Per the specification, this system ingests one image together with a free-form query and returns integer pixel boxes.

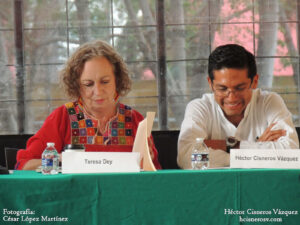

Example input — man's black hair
[208,44,257,81]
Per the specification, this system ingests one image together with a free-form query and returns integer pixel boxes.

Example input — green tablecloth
[1,169,300,225]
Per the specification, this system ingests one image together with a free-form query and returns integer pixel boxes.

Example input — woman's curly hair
[61,40,131,99]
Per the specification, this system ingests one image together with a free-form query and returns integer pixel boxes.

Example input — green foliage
[280,57,292,68]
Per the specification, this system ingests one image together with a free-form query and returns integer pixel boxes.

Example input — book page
[132,112,156,171]
[146,112,155,137]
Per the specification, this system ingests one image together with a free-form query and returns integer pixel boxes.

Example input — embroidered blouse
[66,100,135,147]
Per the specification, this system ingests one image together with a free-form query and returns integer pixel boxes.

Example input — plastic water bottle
[191,138,209,170]
[41,142,59,175]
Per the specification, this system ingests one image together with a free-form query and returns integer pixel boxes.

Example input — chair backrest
[4,147,19,170]
[152,130,180,169]
[296,127,300,140]
[0,134,33,167]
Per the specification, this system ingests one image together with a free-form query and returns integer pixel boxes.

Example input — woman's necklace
[80,101,119,135]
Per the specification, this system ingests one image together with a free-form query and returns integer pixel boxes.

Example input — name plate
[230,149,300,169]
[62,152,140,174]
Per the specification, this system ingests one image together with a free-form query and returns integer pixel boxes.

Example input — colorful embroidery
[65,101,133,145]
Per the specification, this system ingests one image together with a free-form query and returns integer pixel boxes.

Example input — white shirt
[177,89,299,169]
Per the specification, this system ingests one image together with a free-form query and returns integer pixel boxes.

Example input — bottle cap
[46,142,55,147]
[195,137,204,142]
[63,144,85,152]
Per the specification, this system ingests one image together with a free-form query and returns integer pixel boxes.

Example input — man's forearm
[204,140,226,151]
[204,139,240,152]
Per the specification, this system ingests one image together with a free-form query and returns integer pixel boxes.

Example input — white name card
[230,149,300,169]
[62,152,140,174]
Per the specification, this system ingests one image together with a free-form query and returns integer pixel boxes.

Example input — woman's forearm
[22,159,42,170]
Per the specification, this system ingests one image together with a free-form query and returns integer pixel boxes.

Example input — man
[177,44,299,169]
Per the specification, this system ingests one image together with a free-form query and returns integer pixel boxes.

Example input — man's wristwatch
[226,136,239,153]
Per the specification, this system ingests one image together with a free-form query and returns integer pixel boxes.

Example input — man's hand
[257,123,286,142]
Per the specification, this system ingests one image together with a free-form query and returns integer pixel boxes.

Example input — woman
[16,40,161,170]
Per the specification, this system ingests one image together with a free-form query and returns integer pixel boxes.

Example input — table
[1,169,300,225]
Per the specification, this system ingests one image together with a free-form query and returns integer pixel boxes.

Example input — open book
[132,112,156,171]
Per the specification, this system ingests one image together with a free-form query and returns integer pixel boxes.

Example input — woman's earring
[114,93,120,103]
